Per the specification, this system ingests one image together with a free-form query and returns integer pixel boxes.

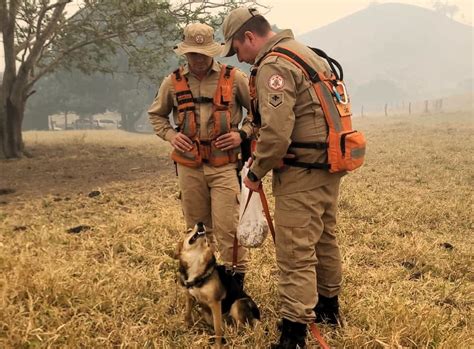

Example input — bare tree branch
[36,0,72,41]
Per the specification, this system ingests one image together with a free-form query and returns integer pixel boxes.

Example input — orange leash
[309,323,331,349]
[257,187,275,242]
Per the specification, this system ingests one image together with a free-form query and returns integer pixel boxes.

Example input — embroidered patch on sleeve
[269,93,283,108]
[268,74,285,90]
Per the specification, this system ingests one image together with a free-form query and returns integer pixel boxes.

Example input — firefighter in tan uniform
[148,23,253,287]
[222,8,344,348]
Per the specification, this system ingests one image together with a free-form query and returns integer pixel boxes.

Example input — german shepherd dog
[175,222,260,348]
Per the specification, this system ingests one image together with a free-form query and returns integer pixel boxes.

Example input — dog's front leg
[184,292,194,327]
[209,300,223,348]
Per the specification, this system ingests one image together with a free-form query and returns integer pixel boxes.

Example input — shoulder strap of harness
[270,47,343,82]
[171,67,195,112]
[249,67,260,126]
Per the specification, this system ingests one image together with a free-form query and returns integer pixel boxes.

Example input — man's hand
[244,176,261,192]
[215,131,241,151]
[171,132,194,152]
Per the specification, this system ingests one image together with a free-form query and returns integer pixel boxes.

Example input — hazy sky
[262,0,472,35]
[0,0,472,72]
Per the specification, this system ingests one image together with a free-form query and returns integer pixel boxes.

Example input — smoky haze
[298,2,474,113]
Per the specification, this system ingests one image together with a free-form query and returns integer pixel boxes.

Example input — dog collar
[180,256,216,289]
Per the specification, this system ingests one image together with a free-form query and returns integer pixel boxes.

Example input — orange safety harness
[249,46,366,173]
[171,64,240,168]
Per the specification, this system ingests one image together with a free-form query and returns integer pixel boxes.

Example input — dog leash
[309,323,331,349]
[241,186,276,241]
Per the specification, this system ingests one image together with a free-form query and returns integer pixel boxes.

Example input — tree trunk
[120,112,141,132]
[1,81,27,158]
[1,94,25,158]
[0,91,7,159]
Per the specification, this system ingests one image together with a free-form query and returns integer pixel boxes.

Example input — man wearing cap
[221,7,344,349]
[148,23,253,287]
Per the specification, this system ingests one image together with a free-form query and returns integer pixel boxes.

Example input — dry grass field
[1,112,473,348]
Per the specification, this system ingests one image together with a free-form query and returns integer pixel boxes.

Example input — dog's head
[174,222,214,261]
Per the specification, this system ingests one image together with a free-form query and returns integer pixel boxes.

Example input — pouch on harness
[171,65,240,168]
[250,47,366,173]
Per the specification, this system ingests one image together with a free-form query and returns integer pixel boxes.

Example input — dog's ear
[173,240,184,260]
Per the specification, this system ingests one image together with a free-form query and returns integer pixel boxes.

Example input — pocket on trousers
[275,209,311,228]
[275,209,312,261]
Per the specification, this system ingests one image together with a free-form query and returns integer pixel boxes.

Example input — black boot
[314,295,340,326]
[270,318,307,349]
[232,272,245,290]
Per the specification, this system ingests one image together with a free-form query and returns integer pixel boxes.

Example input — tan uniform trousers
[177,163,248,273]
[274,180,342,324]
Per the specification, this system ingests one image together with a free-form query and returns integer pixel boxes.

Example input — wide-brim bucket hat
[174,23,223,57]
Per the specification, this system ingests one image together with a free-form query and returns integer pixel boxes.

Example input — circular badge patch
[195,35,205,44]
[268,74,285,90]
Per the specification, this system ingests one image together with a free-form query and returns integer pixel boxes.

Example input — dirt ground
[0,131,174,202]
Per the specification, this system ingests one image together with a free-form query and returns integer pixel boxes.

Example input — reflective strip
[182,111,194,135]
[317,82,342,133]
[180,151,197,160]
[351,147,365,159]
[216,111,229,135]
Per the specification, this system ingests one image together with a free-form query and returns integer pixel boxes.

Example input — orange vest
[250,47,366,173]
[170,65,239,168]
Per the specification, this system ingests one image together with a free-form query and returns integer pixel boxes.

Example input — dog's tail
[246,298,261,321]
[230,298,261,326]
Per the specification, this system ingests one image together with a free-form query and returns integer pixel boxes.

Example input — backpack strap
[271,47,322,83]
[249,67,261,126]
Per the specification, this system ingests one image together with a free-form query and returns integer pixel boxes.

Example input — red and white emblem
[268,74,285,90]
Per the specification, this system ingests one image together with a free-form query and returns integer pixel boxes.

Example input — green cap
[222,7,261,57]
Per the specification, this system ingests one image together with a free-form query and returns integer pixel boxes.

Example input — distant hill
[298,3,473,108]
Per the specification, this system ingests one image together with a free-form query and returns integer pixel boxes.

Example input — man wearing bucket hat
[222,7,344,349]
[148,23,253,287]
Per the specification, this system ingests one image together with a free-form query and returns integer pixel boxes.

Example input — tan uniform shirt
[251,30,343,196]
[148,60,252,143]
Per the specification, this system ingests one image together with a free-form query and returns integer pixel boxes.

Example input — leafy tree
[0,0,258,159]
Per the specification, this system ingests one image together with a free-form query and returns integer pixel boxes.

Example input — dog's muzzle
[189,222,206,245]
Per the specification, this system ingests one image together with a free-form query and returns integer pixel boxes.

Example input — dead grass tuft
[1,113,473,348]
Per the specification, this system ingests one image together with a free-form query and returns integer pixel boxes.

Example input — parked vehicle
[96,119,117,129]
